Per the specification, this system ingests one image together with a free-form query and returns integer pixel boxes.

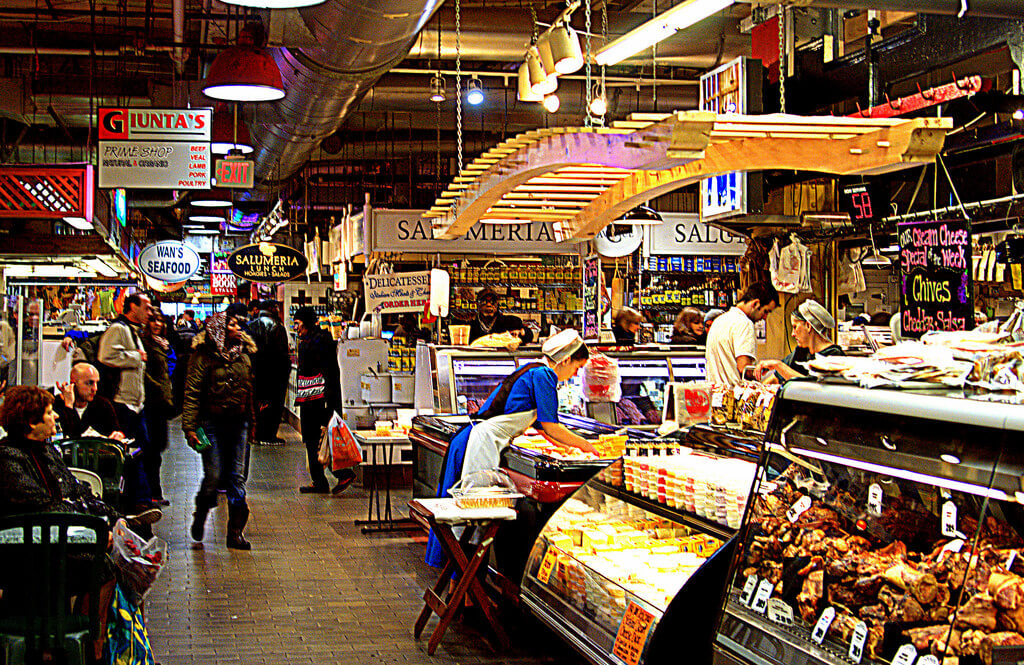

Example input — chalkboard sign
[583,255,600,342]
[897,219,973,337]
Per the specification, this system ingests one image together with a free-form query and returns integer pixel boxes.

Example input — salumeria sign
[372,209,577,254]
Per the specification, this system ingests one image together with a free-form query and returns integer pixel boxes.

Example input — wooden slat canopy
[426,111,952,241]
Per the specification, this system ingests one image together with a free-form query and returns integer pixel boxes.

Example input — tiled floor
[146,420,584,665]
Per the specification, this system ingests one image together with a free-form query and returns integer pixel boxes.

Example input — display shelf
[449,308,583,315]
[641,270,740,276]
[590,478,736,541]
[450,281,582,289]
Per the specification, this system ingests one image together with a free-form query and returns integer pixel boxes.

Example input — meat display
[734,462,1024,665]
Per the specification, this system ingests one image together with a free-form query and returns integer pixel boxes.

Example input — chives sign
[227,242,307,283]
[898,218,973,337]
[137,241,201,283]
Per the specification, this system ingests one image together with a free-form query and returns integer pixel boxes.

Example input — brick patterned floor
[147,420,584,665]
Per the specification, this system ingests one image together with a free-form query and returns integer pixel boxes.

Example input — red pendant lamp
[203,24,284,102]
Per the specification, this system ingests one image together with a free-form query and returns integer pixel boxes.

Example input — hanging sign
[363,271,432,314]
[583,255,601,342]
[644,213,747,256]
[227,242,308,283]
[137,241,201,282]
[595,225,643,257]
[370,209,578,254]
[215,158,254,189]
[897,219,973,337]
[98,107,212,189]
[612,602,657,665]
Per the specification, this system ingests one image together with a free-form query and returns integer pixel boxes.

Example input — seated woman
[754,299,842,383]
[671,307,705,345]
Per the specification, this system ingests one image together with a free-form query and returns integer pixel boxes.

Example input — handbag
[328,412,362,471]
[316,426,331,466]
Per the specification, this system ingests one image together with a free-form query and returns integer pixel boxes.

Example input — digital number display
[840,183,879,223]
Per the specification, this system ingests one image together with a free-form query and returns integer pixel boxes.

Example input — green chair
[59,439,125,506]
[0,512,110,665]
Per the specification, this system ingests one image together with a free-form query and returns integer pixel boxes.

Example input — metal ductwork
[250,0,444,186]
[763,0,1024,18]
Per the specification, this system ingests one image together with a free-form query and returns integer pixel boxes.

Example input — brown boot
[226,503,251,550]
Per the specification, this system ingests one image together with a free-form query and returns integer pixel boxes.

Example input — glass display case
[521,428,760,665]
[713,381,1024,665]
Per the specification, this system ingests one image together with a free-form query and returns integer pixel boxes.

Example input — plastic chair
[67,468,103,499]
[0,512,110,665]
[59,439,125,506]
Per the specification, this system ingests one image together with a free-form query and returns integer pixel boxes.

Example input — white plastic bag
[111,519,167,601]
[582,353,621,403]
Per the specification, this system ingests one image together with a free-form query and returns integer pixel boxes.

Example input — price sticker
[787,495,812,523]
[766,598,794,626]
[848,621,868,663]
[893,643,919,665]
[917,655,939,665]
[941,501,958,538]
[752,579,774,614]
[811,607,836,644]
[537,548,558,585]
[612,602,657,665]
[867,483,883,516]
[740,575,759,606]
[757,481,778,497]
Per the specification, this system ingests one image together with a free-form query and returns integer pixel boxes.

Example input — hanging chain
[599,2,607,126]
[530,5,538,42]
[584,0,593,127]
[778,3,786,113]
[455,0,463,176]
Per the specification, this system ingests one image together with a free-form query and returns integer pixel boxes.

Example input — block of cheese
[581,529,609,552]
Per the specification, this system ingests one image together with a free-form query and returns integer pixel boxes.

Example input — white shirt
[705,306,756,385]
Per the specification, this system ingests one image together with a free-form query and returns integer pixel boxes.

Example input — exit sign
[215,159,254,189]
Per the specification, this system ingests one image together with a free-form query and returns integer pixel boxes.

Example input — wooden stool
[410,498,514,655]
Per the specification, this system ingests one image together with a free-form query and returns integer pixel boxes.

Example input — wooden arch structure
[425,112,953,241]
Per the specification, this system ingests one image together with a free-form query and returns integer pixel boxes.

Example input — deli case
[713,382,1024,665]
[519,424,763,665]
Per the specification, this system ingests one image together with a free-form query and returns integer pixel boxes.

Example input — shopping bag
[104,583,155,665]
[329,412,362,471]
[316,426,331,466]
[111,519,167,602]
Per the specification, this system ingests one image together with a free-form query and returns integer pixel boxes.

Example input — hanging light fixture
[543,94,561,113]
[589,82,607,116]
[517,62,543,102]
[429,75,447,103]
[616,204,664,226]
[862,225,893,267]
[202,24,284,102]
[466,76,484,105]
[218,0,324,8]
[527,47,557,96]
[210,107,254,155]
[546,24,584,74]
[192,189,233,208]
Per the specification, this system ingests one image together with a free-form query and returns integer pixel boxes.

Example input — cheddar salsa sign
[227,243,308,283]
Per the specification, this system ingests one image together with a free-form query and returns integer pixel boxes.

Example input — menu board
[583,255,600,341]
[897,219,973,337]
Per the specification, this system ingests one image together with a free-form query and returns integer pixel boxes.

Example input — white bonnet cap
[796,299,835,337]
[542,329,585,363]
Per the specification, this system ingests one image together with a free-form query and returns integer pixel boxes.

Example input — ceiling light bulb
[589,95,608,116]
[202,45,285,102]
[517,62,543,102]
[543,94,560,113]
[1014,109,1024,120]
[527,48,557,96]
[548,24,584,75]
[429,74,446,103]
[218,0,324,6]
[467,77,484,106]
[192,189,233,208]
[940,454,962,465]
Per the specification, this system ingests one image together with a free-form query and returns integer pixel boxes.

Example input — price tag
[848,621,869,663]
[612,601,657,665]
[787,495,812,523]
[811,607,836,644]
[740,575,759,606]
[767,598,794,626]
[867,483,883,516]
[537,547,558,585]
[893,643,919,665]
[757,481,778,496]
[917,655,939,665]
[1008,550,1018,571]
[941,501,958,538]
[752,579,774,614]
[712,391,724,407]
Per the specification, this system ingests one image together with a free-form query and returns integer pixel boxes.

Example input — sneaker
[125,508,163,529]
[331,476,355,495]
[299,484,330,494]
[154,497,171,506]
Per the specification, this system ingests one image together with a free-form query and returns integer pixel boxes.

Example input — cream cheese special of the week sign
[644,212,747,256]
[364,271,432,314]
[371,209,578,254]
[97,107,212,189]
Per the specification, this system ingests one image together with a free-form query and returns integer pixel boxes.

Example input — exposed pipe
[249,0,445,185]
[753,0,1024,18]
[172,0,187,75]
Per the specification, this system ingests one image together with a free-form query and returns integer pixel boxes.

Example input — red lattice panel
[0,165,91,219]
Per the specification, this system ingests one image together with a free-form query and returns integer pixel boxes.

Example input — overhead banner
[137,240,201,283]
[97,107,212,189]
[370,209,578,254]
[364,271,432,314]
[227,242,308,283]
[898,219,973,337]
[644,213,747,256]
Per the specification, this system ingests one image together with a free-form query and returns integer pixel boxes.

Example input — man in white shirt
[705,282,780,385]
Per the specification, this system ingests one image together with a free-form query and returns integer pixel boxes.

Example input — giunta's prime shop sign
[227,243,308,283]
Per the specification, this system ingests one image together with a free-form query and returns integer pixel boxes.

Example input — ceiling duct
[765,0,1024,18]
[249,0,445,185]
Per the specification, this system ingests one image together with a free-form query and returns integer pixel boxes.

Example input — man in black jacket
[53,363,125,440]
[293,307,355,494]
[468,288,533,344]
[248,300,291,446]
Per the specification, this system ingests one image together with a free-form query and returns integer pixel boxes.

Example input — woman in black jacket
[293,307,355,495]
[142,312,175,506]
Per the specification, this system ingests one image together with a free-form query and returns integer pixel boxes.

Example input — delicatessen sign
[898,219,973,336]
[227,243,308,283]
[364,271,431,314]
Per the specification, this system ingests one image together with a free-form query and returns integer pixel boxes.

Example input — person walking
[141,310,175,506]
[704,282,780,385]
[247,300,291,446]
[292,307,355,495]
[182,312,257,550]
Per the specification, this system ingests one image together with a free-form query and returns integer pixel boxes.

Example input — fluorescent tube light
[595,0,733,66]
[187,229,221,236]
[789,447,1009,501]
[63,216,93,230]
[82,257,118,277]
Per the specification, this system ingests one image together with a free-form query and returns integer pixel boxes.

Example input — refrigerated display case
[713,381,1024,665]
[520,427,762,665]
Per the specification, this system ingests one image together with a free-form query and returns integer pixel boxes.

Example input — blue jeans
[197,418,250,507]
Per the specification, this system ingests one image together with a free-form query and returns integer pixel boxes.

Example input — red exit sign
[215,158,254,189]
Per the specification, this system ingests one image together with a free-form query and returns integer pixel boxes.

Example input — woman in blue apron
[426,329,597,567]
